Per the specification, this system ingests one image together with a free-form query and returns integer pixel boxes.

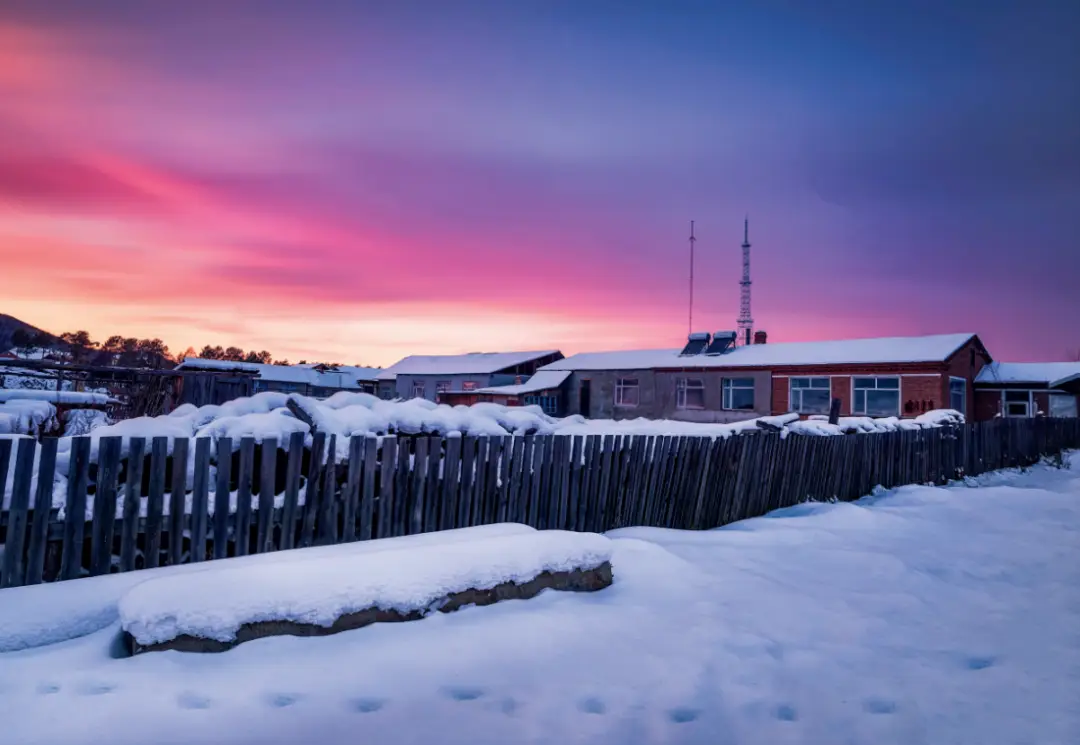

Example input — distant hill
[0,314,56,352]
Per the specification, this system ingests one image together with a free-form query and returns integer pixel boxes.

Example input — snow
[474,370,572,396]
[119,530,612,646]
[176,360,381,388]
[195,410,309,450]
[376,350,561,380]
[975,360,1080,385]
[2,454,1078,745]
[62,409,111,437]
[544,332,977,371]
[0,399,57,435]
[0,524,537,653]
[0,389,116,405]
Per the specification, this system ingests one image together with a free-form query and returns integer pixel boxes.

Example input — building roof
[175,358,381,387]
[475,370,572,396]
[543,333,979,372]
[376,350,561,380]
[975,361,1080,386]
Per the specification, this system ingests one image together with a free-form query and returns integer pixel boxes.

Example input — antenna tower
[688,220,696,335]
[737,216,753,346]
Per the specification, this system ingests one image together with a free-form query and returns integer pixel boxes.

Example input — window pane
[730,378,754,389]
[685,387,705,409]
[950,379,965,394]
[1006,402,1028,416]
[853,378,877,389]
[854,389,866,413]
[462,381,477,391]
[1005,391,1028,403]
[811,378,830,389]
[950,392,964,411]
[798,389,831,414]
[866,390,899,417]
[728,387,755,410]
[876,377,900,389]
[791,378,809,389]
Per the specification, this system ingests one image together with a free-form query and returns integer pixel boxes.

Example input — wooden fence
[1,417,1078,589]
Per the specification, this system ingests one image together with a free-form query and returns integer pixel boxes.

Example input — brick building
[973,362,1080,419]
[539,331,1029,422]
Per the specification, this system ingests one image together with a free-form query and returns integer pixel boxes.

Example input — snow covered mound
[0,389,116,405]
[120,530,613,651]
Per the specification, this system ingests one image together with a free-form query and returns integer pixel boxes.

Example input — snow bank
[0,389,116,405]
[195,410,309,450]
[0,399,57,435]
[120,530,613,646]
[0,523,537,653]
[62,409,111,436]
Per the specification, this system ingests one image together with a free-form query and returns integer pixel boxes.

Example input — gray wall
[394,373,502,401]
[563,370,772,422]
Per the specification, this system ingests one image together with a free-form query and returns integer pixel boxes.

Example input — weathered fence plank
[1,438,36,587]
[189,437,211,562]
[360,436,377,540]
[25,437,58,585]
[118,437,146,572]
[440,436,461,531]
[144,437,168,569]
[318,435,338,546]
[299,432,324,548]
[90,436,122,577]
[257,438,279,552]
[213,437,232,559]
[168,437,189,567]
[410,436,429,535]
[280,432,304,549]
[378,436,397,540]
[59,436,91,580]
[235,437,255,555]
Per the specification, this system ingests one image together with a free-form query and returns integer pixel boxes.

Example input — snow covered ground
[1,454,1077,745]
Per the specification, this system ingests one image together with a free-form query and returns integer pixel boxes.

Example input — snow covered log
[120,530,614,654]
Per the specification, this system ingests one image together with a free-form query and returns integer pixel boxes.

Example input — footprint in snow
[444,686,486,702]
[177,692,213,710]
[578,697,606,715]
[863,698,897,715]
[668,707,700,724]
[267,693,302,708]
[776,704,798,722]
[349,697,385,714]
[36,682,61,695]
[966,655,997,670]
[75,681,116,696]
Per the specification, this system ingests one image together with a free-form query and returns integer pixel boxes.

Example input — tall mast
[737,216,753,346]
[688,220,696,335]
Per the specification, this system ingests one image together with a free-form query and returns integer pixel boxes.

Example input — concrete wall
[394,373,501,401]
[563,370,771,422]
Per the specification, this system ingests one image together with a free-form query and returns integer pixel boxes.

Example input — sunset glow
[1,2,1078,364]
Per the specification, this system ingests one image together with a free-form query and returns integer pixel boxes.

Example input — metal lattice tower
[736,216,753,346]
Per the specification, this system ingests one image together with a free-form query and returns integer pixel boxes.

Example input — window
[676,378,705,409]
[1003,390,1030,417]
[525,395,559,416]
[853,377,900,417]
[790,377,831,414]
[949,377,966,413]
[615,378,639,407]
[411,381,425,399]
[435,381,451,394]
[722,378,755,410]
[461,381,477,391]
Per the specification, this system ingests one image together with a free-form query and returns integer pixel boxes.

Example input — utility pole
[688,220,696,335]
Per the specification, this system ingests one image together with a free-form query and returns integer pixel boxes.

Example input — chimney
[754,330,768,345]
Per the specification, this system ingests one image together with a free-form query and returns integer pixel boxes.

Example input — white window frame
[789,376,831,414]
[676,378,705,410]
[1002,390,1032,417]
[722,377,756,411]
[852,376,901,417]
[949,377,966,414]
[435,380,451,394]
[615,377,639,408]
[411,381,426,399]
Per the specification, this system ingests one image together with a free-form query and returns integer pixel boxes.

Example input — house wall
[945,337,991,420]
[771,367,946,418]
[564,370,771,422]
[972,385,1080,420]
[395,373,497,401]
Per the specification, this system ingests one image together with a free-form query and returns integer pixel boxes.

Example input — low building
[376,350,564,402]
[175,359,381,405]
[541,331,993,422]
[973,362,1080,418]
[440,369,572,415]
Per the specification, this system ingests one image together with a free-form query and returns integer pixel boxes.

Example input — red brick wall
[945,336,991,419]
[901,376,944,416]
[974,390,1001,420]
[831,376,852,415]
[771,376,788,413]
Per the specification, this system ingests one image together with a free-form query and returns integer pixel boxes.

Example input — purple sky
[1,0,1078,364]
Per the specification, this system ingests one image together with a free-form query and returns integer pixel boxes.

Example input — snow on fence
[1,417,1078,589]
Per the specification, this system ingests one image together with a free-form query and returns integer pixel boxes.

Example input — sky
[1,1,1078,366]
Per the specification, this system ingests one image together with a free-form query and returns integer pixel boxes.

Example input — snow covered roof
[475,370,572,396]
[543,333,979,372]
[376,350,562,380]
[975,361,1080,386]
[176,359,381,388]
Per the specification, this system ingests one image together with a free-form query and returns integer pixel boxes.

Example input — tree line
[8,328,363,369]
